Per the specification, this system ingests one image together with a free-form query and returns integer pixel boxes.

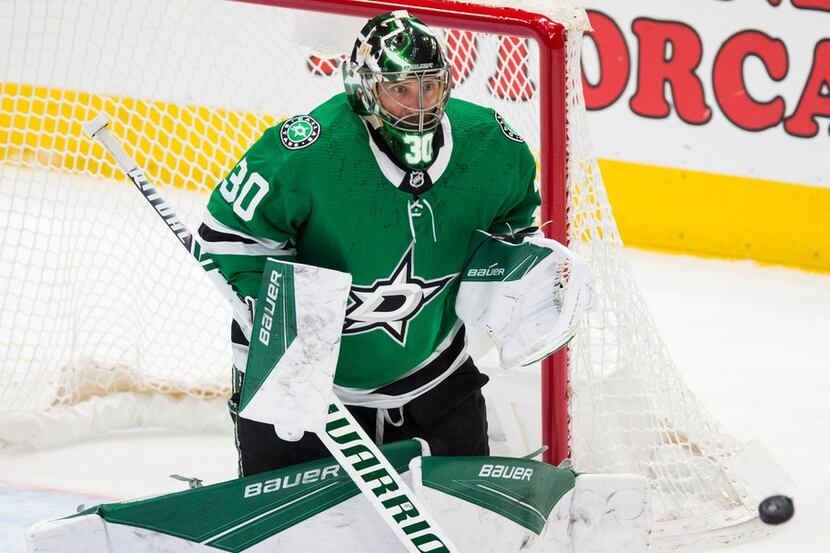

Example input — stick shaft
[84,114,458,553]
[84,115,251,335]
[320,402,458,553]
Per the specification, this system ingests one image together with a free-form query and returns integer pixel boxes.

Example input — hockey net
[0,0,784,549]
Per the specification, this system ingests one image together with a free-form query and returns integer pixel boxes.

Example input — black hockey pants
[229,357,490,477]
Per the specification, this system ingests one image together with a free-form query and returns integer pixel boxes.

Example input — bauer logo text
[258,270,282,346]
[243,464,341,498]
[478,464,533,481]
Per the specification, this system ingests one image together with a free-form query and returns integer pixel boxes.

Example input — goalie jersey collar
[364,115,454,196]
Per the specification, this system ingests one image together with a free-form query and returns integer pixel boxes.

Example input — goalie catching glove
[456,229,592,368]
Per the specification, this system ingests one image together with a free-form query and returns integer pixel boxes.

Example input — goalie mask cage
[0,0,784,549]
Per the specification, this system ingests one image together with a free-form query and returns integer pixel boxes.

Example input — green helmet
[343,11,452,170]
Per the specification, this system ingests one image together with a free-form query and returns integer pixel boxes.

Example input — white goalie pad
[238,258,351,441]
[569,474,652,553]
[456,230,592,368]
[27,441,426,553]
[28,445,650,553]
[410,457,650,553]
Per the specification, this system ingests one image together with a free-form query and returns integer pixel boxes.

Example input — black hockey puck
[758,495,794,525]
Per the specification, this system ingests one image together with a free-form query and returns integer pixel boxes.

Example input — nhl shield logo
[409,170,425,189]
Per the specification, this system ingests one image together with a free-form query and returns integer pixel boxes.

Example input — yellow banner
[603,159,830,272]
[0,82,280,192]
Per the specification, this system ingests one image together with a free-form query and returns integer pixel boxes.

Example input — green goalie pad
[27,444,649,553]
[28,440,423,553]
[415,456,575,535]
[413,457,649,552]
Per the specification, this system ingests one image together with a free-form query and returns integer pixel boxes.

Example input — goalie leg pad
[570,474,651,553]
[411,457,650,553]
[27,441,425,553]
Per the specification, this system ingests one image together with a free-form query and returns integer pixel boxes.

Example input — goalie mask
[343,10,452,170]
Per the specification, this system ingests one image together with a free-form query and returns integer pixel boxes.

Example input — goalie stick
[84,114,459,553]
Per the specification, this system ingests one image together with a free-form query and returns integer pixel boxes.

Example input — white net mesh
[0,0,780,548]
[557,27,776,543]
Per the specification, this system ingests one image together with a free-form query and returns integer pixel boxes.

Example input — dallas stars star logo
[344,246,456,346]
[280,115,321,150]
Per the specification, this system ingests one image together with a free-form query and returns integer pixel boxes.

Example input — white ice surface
[1,248,829,552]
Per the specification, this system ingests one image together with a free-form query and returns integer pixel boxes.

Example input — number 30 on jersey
[402,132,434,165]
[219,158,268,221]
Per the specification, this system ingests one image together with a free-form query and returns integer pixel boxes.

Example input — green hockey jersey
[201,93,539,397]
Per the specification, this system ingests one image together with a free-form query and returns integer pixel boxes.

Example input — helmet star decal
[288,123,310,140]
[344,245,456,346]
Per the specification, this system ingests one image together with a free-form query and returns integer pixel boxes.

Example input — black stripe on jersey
[493,226,540,242]
[514,226,540,238]
[231,320,249,347]
[199,223,258,245]
[372,326,467,397]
